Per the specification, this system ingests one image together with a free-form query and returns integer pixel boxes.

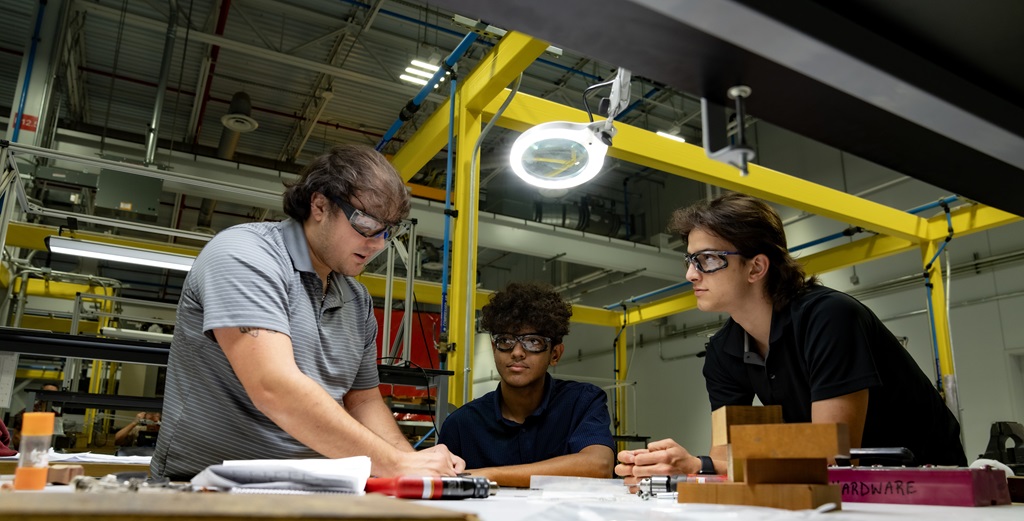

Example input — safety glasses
[683,250,744,274]
[328,195,399,240]
[491,333,552,353]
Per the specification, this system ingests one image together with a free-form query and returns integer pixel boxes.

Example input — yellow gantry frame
[3,33,1014,437]
[386,31,1022,426]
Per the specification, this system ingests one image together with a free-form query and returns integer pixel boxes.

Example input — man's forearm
[344,388,413,452]
[248,371,409,471]
[469,446,614,488]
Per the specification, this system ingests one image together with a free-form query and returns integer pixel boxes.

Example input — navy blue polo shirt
[438,374,614,469]
[702,285,966,466]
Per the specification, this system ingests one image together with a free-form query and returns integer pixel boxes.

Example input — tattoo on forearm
[238,327,279,337]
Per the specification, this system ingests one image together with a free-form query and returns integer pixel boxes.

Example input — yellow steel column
[447,91,483,407]
[921,240,955,386]
[615,317,628,451]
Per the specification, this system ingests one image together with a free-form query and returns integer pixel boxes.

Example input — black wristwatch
[697,455,716,475]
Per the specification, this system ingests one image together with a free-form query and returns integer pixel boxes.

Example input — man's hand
[615,438,700,492]
[376,443,465,477]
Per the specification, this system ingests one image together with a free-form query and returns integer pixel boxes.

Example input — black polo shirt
[703,285,966,466]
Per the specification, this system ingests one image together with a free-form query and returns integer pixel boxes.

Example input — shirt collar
[279,218,355,303]
[279,218,314,273]
[719,301,795,358]
[492,373,554,424]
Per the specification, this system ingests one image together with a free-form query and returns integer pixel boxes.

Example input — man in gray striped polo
[152,145,464,480]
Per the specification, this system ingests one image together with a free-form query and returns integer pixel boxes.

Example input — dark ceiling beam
[425,0,1024,216]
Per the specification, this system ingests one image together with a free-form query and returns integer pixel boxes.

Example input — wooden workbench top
[0,491,477,521]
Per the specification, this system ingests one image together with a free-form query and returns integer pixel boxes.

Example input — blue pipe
[907,195,958,215]
[12,1,47,143]
[604,281,692,310]
[338,0,602,82]
[412,427,436,449]
[790,230,850,253]
[616,87,659,120]
[376,31,478,151]
[437,76,457,366]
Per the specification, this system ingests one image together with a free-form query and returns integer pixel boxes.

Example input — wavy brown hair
[283,144,410,224]
[480,282,573,345]
[668,192,818,309]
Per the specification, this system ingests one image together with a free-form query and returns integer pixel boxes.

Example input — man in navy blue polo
[438,282,615,487]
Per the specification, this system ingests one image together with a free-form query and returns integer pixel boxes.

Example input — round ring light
[509,121,608,189]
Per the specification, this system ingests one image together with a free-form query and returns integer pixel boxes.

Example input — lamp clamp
[702,85,756,176]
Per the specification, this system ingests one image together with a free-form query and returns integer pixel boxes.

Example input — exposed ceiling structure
[2,0,1022,311]
[2,0,710,304]
[427,0,1024,216]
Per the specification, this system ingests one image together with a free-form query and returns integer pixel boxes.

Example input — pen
[365,476,498,499]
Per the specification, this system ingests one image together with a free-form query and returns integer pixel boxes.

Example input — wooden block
[678,482,842,511]
[726,445,743,483]
[46,464,84,485]
[711,405,783,446]
[730,423,850,460]
[743,458,827,484]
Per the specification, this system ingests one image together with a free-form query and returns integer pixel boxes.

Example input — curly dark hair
[282,144,411,224]
[668,192,818,309]
[480,282,572,345]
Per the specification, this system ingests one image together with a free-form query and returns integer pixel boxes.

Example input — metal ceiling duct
[198,91,258,230]
[217,91,258,160]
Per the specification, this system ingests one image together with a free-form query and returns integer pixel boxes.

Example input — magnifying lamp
[508,121,609,189]
[509,68,631,190]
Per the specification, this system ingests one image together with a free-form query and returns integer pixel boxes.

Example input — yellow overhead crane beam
[482,91,930,244]
[4,221,203,257]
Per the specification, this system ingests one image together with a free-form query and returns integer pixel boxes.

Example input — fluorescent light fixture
[410,59,440,71]
[45,236,195,272]
[399,74,430,86]
[657,130,687,143]
[509,121,609,189]
[401,59,449,89]
[404,67,436,79]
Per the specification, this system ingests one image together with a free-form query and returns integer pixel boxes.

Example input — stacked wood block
[678,405,847,511]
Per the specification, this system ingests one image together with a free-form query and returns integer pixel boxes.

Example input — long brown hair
[668,192,818,309]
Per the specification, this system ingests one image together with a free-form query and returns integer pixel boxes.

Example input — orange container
[13,412,55,491]
[20,412,55,436]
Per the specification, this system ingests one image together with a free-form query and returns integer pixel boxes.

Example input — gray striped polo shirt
[151,219,379,479]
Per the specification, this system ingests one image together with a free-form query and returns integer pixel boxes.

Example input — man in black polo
[616,193,966,487]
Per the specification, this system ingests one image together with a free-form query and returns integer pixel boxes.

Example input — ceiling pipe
[192,0,232,146]
[145,0,178,165]
[79,64,394,142]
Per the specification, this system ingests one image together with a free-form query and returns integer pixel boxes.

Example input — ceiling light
[404,67,436,80]
[399,74,430,87]
[656,130,686,143]
[410,60,439,72]
[401,59,447,89]
[45,236,195,272]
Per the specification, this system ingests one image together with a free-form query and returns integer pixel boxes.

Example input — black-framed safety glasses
[327,195,399,240]
[683,250,744,274]
[490,333,552,353]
